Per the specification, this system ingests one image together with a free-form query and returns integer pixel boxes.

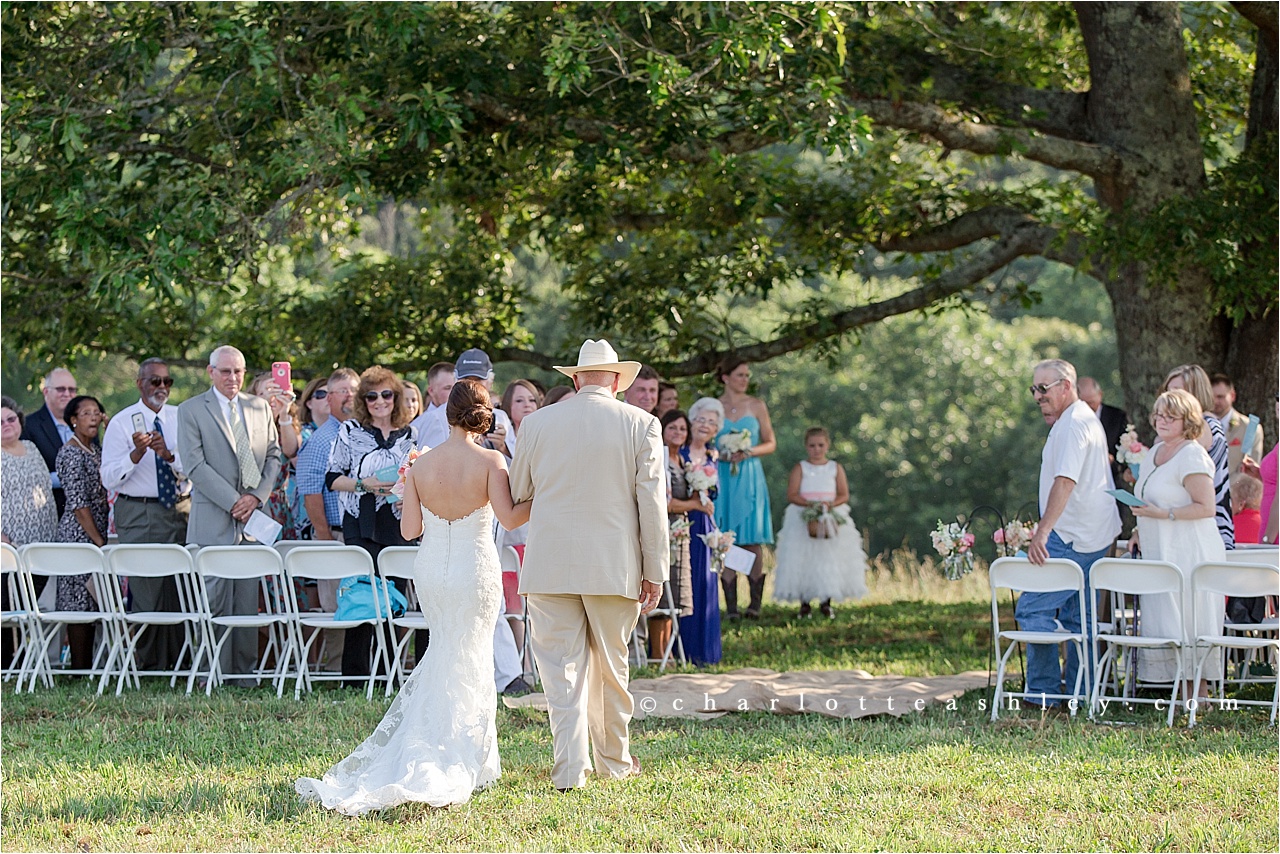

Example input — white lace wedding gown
[295,504,503,815]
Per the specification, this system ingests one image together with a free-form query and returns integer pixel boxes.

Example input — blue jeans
[1013,531,1109,706]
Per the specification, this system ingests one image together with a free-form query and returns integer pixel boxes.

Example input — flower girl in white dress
[772,427,868,617]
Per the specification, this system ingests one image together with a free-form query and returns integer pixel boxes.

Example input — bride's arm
[400,467,424,540]
[488,456,532,530]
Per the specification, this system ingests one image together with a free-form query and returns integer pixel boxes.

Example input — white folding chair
[376,546,428,697]
[193,546,300,697]
[1,543,40,693]
[103,544,206,696]
[989,557,1089,720]
[19,543,120,694]
[1088,558,1186,725]
[500,545,539,684]
[1189,561,1280,726]
[274,538,343,664]
[284,545,390,700]
[631,581,686,671]
[1221,548,1279,685]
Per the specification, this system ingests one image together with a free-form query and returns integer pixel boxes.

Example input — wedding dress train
[295,504,502,814]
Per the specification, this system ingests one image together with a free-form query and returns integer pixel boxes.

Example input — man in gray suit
[178,345,282,684]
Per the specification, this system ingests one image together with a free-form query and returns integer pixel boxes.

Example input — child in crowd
[772,426,868,618]
[1231,471,1264,545]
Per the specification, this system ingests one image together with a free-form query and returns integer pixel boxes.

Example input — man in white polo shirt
[1022,358,1121,709]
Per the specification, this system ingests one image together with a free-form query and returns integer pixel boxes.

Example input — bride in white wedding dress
[296,379,532,815]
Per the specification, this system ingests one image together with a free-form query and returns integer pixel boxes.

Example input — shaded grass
[2,553,1276,851]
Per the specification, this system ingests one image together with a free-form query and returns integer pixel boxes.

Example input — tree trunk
[1229,17,1279,445]
[1076,3,1229,434]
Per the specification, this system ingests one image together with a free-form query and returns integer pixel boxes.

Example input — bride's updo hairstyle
[447,377,494,435]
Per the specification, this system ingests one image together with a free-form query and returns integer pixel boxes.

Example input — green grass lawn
[2,563,1277,852]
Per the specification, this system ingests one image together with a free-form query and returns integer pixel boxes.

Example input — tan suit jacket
[1223,408,1264,475]
[178,388,281,545]
[511,385,669,596]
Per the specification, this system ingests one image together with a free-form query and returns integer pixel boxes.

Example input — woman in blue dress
[679,398,724,664]
[715,358,776,619]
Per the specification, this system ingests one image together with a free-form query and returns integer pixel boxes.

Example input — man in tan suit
[510,339,669,792]
[1210,373,1265,474]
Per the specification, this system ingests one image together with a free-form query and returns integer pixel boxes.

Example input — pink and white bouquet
[684,454,719,506]
[699,528,736,572]
[389,447,426,501]
[993,520,1037,557]
[1115,425,1149,479]
[717,429,754,475]
[669,516,692,546]
[931,520,976,580]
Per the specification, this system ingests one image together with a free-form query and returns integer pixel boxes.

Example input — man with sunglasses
[100,357,193,670]
[20,367,79,516]
[1020,359,1121,710]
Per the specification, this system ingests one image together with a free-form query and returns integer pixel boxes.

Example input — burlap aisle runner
[503,668,992,720]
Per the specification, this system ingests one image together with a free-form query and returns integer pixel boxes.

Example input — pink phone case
[271,361,291,393]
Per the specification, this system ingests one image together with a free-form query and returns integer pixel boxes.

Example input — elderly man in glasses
[1020,358,1121,710]
[99,357,194,670]
[20,366,80,516]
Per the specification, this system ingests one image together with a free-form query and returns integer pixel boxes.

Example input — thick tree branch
[917,60,1093,142]
[662,222,1058,377]
[850,96,1122,179]
[877,206,1038,253]
[1233,2,1278,40]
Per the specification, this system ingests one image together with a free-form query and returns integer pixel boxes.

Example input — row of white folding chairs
[990,549,1279,726]
[0,541,403,700]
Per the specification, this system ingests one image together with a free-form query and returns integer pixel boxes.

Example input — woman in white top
[772,426,868,618]
[1131,389,1226,701]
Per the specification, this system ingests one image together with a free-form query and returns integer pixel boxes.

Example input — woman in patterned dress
[54,395,110,671]
[1,395,58,669]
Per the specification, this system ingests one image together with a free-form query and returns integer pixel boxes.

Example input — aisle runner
[504,668,992,720]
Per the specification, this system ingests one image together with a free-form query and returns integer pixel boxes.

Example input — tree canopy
[3,2,1275,433]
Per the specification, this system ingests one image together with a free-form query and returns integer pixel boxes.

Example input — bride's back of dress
[295,452,503,815]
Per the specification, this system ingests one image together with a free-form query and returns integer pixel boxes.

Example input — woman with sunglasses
[326,366,423,688]
[296,377,331,446]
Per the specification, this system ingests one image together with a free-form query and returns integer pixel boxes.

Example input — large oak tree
[3,2,1274,433]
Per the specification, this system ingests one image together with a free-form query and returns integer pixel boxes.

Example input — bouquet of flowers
[718,429,754,475]
[684,453,719,506]
[699,528,736,573]
[993,520,1037,557]
[1115,425,1149,479]
[389,447,426,501]
[931,520,976,580]
[801,502,848,539]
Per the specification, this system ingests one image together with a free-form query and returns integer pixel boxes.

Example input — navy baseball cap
[455,348,493,379]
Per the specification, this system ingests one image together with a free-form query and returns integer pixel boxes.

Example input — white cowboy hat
[553,339,642,392]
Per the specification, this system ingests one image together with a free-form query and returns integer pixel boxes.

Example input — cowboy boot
[721,570,740,619]
[745,575,765,619]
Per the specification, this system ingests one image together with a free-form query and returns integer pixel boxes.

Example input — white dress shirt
[100,399,189,498]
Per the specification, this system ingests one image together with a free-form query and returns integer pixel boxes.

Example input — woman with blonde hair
[1158,364,1233,550]
[1131,389,1226,705]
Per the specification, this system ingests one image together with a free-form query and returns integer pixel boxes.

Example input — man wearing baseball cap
[416,348,511,452]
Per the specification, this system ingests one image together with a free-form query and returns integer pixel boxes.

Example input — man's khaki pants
[526,593,641,790]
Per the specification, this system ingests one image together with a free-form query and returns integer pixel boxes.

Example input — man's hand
[131,431,151,453]
[488,420,508,448]
[639,580,663,614]
[145,432,171,460]
[1028,528,1050,566]
[230,494,261,522]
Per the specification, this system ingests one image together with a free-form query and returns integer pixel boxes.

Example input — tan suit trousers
[526,593,641,790]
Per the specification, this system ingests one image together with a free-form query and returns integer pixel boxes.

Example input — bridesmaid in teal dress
[715,358,777,619]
